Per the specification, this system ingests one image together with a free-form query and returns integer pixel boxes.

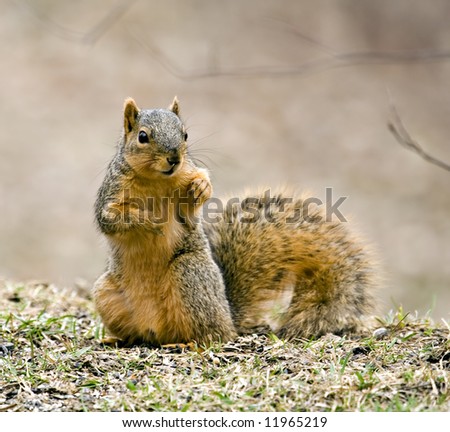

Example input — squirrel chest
[106,207,196,344]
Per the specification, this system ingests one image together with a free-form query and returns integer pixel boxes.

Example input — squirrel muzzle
[161,150,183,176]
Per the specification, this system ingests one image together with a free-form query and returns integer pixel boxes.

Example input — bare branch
[266,17,339,57]
[388,104,450,172]
[129,31,341,80]
[16,0,83,41]
[145,44,450,80]
[131,29,450,80]
[82,0,137,45]
[17,0,136,45]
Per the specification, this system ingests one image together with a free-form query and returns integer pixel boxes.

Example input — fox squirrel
[94,97,377,346]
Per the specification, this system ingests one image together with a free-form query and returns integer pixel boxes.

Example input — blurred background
[1,0,449,320]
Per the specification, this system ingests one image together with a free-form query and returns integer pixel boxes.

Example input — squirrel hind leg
[276,291,375,341]
[275,266,376,341]
[277,308,366,341]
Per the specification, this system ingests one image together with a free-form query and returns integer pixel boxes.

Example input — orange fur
[94,98,236,346]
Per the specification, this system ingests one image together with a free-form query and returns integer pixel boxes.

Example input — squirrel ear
[124,98,140,133]
[169,96,180,116]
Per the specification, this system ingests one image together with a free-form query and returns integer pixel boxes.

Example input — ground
[0,280,449,412]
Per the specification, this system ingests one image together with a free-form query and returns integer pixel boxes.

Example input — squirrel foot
[99,336,124,347]
[160,341,203,353]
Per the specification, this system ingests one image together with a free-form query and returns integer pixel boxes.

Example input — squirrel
[93,97,377,346]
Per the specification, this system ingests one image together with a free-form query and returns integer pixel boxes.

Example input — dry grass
[0,280,449,412]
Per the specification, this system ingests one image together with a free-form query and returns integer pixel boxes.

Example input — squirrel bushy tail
[204,189,377,339]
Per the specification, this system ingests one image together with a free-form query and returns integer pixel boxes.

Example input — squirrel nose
[167,155,180,166]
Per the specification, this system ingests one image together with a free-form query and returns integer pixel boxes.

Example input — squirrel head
[122,97,188,178]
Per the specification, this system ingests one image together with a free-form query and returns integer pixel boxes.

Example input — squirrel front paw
[189,171,212,207]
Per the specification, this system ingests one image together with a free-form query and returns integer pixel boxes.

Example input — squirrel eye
[138,130,149,144]
[184,132,188,141]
